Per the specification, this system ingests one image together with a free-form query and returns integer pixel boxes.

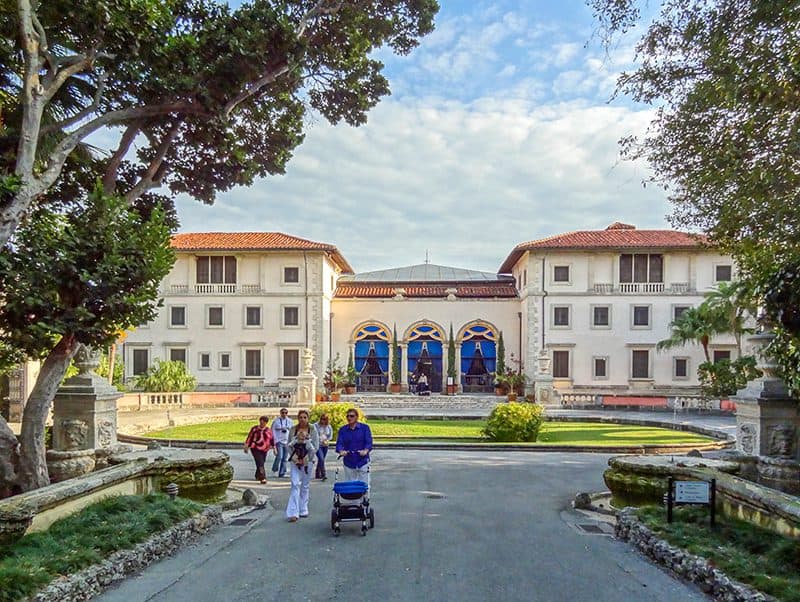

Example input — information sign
[674,481,710,504]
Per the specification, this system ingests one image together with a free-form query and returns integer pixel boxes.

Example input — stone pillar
[533,351,557,406]
[733,331,800,493]
[296,347,317,405]
[48,345,125,481]
[454,344,462,393]
[4,367,24,422]
[399,343,409,392]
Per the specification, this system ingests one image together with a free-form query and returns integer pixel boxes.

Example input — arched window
[460,322,497,393]
[353,323,390,391]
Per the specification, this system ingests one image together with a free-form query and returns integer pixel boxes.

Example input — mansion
[123,223,738,397]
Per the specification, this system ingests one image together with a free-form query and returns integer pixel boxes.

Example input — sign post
[666,477,716,526]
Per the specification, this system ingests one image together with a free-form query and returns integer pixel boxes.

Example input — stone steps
[339,394,503,410]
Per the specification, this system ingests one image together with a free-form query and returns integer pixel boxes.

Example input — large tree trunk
[0,416,20,498]
[16,335,78,492]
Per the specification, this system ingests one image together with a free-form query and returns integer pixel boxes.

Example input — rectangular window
[283,266,300,283]
[673,305,690,321]
[169,306,186,327]
[592,306,610,327]
[169,348,186,364]
[632,350,650,379]
[633,305,650,327]
[713,350,732,363]
[199,353,211,369]
[553,306,570,327]
[283,349,300,377]
[207,306,224,327]
[245,306,261,327]
[523,269,527,287]
[132,349,149,375]
[245,349,262,377]
[553,265,570,282]
[620,254,663,283]
[196,256,236,284]
[674,357,689,379]
[219,352,231,370]
[715,264,732,282]
[283,306,299,327]
[593,357,608,379]
[552,350,570,378]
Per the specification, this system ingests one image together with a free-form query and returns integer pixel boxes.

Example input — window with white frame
[169,348,187,364]
[283,306,300,327]
[715,264,733,282]
[199,352,211,370]
[631,349,651,379]
[592,305,611,328]
[207,305,224,327]
[553,265,570,283]
[245,305,262,327]
[283,266,300,284]
[132,348,149,375]
[219,352,231,370]
[620,253,663,283]
[244,349,262,377]
[632,305,651,328]
[196,256,236,284]
[552,350,570,378]
[283,349,300,377]
[713,349,732,363]
[593,356,609,379]
[552,305,570,328]
[169,306,186,327]
[673,305,691,322]
[673,357,689,379]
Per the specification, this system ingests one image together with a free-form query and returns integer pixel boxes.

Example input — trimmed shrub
[135,359,196,392]
[309,402,366,436]
[481,402,544,442]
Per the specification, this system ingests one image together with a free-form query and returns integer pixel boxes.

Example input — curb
[615,508,772,601]
[32,505,223,602]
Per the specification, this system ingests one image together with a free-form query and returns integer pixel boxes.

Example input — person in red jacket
[244,416,275,483]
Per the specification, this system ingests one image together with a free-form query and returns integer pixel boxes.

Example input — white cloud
[176,97,668,273]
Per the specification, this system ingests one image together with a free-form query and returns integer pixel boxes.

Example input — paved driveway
[98,450,706,602]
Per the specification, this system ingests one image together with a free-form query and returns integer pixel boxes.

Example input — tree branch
[102,121,140,194]
[124,122,181,202]
[40,72,108,137]
[16,0,46,181]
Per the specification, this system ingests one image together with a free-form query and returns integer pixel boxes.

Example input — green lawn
[145,419,715,446]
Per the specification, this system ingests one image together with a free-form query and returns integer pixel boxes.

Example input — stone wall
[616,508,770,601]
[32,506,222,602]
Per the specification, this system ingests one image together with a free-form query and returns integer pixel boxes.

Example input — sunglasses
[346,414,356,418]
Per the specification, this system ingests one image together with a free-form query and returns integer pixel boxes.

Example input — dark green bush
[309,402,366,436]
[481,402,544,442]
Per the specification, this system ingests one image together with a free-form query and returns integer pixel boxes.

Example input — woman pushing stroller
[335,408,373,488]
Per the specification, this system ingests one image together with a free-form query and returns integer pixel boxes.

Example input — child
[288,429,310,474]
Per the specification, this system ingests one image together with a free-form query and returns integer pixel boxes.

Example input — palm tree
[657,305,728,362]
[702,281,756,356]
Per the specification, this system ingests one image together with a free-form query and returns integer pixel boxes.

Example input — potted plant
[344,350,358,394]
[389,325,402,393]
[494,331,507,395]
[324,353,346,401]
[446,324,458,395]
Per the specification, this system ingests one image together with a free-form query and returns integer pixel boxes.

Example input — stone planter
[344,385,356,395]
[46,449,96,483]
[389,383,401,394]
[0,501,34,547]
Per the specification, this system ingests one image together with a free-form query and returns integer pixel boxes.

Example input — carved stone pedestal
[533,351,557,406]
[45,449,96,483]
[296,348,317,405]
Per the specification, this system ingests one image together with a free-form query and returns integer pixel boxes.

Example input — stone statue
[738,423,756,455]
[302,347,314,375]
[62,419,89,451]
[767,424,796,458]
[73,344,102,374]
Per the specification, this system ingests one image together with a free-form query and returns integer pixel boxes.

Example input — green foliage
[391,325,401,384]
[135,360,196,393]
[345,349,357,386]
[698,356,761,399]
[496,331,506,376]
[636,505,800,602]
[766,329,800,398]
[481,402,544,442]
[0,493,200,602]
[309,402,365,435]
[0,187,174,360]
[323,353,346,393]
[95,349,126,392]
[495,353,526,394]
[447,324,456,379]
[657,304,728,362]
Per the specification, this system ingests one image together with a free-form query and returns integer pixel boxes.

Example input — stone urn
[45,419,96,482]
[0,501,35,546]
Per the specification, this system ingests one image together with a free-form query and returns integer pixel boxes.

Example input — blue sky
[174,1,668,273]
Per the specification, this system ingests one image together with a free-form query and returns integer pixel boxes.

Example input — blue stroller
[331,474,374,536]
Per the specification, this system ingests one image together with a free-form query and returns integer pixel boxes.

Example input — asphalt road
[97,450,707,602]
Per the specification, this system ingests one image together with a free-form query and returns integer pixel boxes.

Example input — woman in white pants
[285,409,319,522]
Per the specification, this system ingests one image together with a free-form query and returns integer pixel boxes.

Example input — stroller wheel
[334,527,341,536]
[361,522,367,536]
[330,509,338,531]
[368,508,375,529]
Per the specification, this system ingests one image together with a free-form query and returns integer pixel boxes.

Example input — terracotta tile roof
[334,282,518,299]
[498,224,706,274]
[171,232,353,273]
